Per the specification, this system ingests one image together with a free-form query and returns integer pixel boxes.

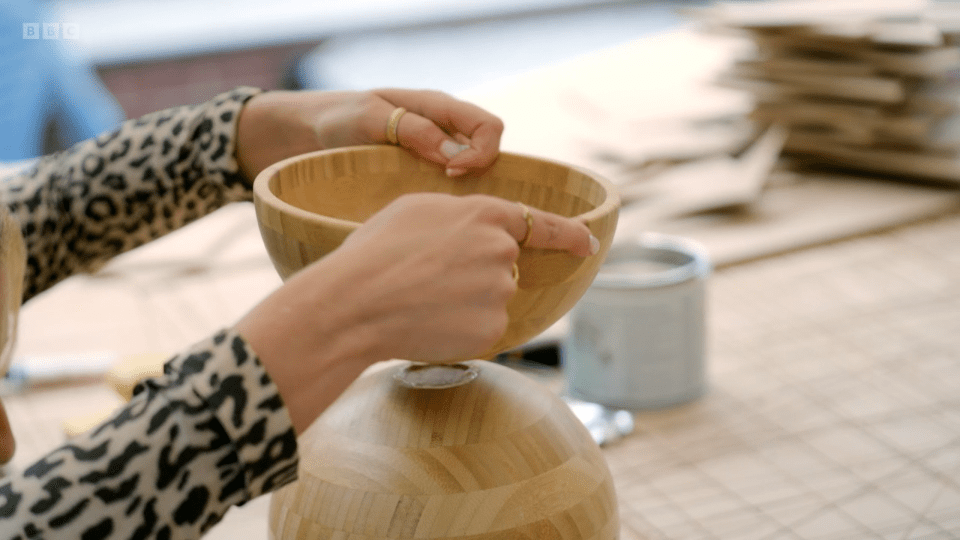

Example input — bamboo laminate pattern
[269,360,619,539]
[252,145,621,362]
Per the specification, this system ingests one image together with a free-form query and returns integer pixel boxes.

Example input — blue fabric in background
[0,0,124,161]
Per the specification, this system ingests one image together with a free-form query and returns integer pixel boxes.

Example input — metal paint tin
[563,233,711,409]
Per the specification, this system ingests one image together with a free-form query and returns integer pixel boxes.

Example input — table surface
[5,26,960,540]
[609,213,960,539]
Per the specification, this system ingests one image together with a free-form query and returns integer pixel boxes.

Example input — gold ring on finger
[385,107,407,145]
[517,202,534,248]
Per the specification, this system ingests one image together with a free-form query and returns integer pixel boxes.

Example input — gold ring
[385,107,407,145]
[517,202,534,248]
[512,262,520,285]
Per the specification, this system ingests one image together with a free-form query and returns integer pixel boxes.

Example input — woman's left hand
[235,89,504,181]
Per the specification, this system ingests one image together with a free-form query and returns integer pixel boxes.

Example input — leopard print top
[0,87,299,539]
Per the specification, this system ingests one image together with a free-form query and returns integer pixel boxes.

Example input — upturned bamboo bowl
[252,145,620,361]
[270,360,620,539]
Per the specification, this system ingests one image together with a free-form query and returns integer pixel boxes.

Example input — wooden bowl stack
[700,0,960,183]
[252,145,621,539]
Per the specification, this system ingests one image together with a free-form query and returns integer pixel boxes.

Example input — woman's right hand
[234,193,598,434]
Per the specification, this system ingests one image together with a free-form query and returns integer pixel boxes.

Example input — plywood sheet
[642,173,960,267]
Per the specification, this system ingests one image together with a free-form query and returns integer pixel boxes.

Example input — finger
[494,200,598,258]
[447,120,503,171]
[394,110,468,165]
[373,89,503,169]
[367,96,470,168]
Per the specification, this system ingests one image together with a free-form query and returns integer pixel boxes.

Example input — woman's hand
[235,89,504,181]
[234,194,597,434]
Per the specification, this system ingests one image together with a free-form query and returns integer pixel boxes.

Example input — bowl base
[394,362,479,389]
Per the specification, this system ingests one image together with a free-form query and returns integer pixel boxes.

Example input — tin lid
[592,233,712,289]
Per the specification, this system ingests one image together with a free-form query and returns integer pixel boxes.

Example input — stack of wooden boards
[697,0,960,183]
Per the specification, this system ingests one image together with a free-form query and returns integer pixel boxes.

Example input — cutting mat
[600,212,960,539]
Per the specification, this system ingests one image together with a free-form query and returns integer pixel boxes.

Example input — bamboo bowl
[252,145,620,362]
[270,360,620,539]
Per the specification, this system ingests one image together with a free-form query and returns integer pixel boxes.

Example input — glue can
[563,233,711,409]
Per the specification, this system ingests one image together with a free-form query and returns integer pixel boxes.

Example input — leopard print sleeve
[0,328,298,539]
[2,86,263,301]
[0,88,302,538]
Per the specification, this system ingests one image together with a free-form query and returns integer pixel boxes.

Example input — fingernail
[589,234,600,255]
[440,140,468,159]
[446,167,467,177]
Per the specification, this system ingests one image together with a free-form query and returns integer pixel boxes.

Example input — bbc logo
[23,23,79,40]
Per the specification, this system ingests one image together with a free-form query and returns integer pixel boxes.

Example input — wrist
[235,91,324,182]
[235,92,271,182]
[234,262,383,434]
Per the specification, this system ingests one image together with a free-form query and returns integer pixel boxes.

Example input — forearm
[0,328,297,539]
[2,87,262,301]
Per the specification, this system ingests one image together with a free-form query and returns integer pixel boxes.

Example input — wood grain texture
[252,145,620,361]
[269,360,619,539]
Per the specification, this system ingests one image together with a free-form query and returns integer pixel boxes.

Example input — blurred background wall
[3,0,699,158]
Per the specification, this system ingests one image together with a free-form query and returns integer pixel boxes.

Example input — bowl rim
[252,144,621,229]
